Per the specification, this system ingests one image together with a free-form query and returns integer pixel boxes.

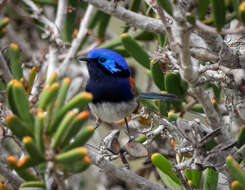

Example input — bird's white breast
[89,99,138,122]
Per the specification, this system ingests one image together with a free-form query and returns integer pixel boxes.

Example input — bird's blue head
[79,48,131,78]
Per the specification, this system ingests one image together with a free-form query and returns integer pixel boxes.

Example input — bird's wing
[139,92,181,102]
[128,77,138,96]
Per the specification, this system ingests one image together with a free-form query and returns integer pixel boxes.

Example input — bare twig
[88,150,171,190]
[233,144,245,163]
[190,48,219,63]
[84,0,165,33]
[59,4,94,76]
[55,0,67,34]
[0,163,23,190]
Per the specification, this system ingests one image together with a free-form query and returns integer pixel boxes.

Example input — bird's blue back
[85,48,135,103]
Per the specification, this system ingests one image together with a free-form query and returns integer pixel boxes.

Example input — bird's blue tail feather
[139,92,181,102]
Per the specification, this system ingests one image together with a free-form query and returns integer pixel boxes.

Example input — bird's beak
[77,57,91,62]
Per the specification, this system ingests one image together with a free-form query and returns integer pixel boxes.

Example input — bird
[78,48,179,139]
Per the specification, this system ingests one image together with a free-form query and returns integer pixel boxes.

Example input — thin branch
[88,150,171,190]
[84,0,165,33]
[190,48,219,63]
[55,0,67,34]
[196,20,245,35]
[59,4,94,76]
[233,144,245,163]
[0,163,23,190]
[46,0,67,80]
[21,0,59,40]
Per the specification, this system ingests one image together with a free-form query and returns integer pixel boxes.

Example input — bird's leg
[119,149,130,169]
[95,118,102,129]
[124,117,133,141]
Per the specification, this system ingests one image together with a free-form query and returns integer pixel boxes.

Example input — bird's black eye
[99,57,106,63]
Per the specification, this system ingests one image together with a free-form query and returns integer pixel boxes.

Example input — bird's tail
[139,92,181,102]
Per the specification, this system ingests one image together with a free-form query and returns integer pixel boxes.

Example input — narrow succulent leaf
[55,77,71,110]
[203,168,219,190]
[23,136,44,163]
[164,73,186,110]
[63,125,95,151]
[97,13,111,39]
[80,10,105,47]
[9,43,23,80]
[190,104,204,113]
[168,112,179,122]
[0,28,7,38]
[151,153,182,185]
[60,111,90,147]
[150,59,165,90]
[210,0,226,31]
[47,72,57,85]
[61,155,91,173]
[7,156,19,169]
[157,169,181,189]
[237,126,245,148]
[48,92,92,134]
[191,170,202,188]
[166,73,188,98]
[61,92,93,113]
[100,30,153,49]
[27,66,37,95]
[7,80,19,115]
[112,48,130,58]
[63,0,78,42]
[7,156,38,181]
[140,99,159,112]
[0,17,9,29]
[123,0,142,32]
[121,33,150,69]
[37,82,60,110]
[204,83,221,100]
[240,2,245,23]
[88,10,104,29]
[232,0,241,17]
[5,114,32,138]
[20,181,45,188]
[231,181,244,190]
[135,135,147,143]
[186,14,196,25]
[157,33,167,47]
[56,147,88,163]
[51,111,77,149]
[12,80,34,128]
[157,0,173,15]
[198,0,210,20]
[35,111,45,153]
[17,156,39,169]
[226,156,245,186]
[15,168,38,181]
[159,100,170,117]
[0,79,5,90]
[33,0,57,5]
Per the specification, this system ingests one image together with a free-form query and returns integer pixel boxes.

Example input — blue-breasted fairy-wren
[78,48,179,136]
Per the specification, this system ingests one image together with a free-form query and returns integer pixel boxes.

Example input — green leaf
[157,168,181,189]
[237,126,245,148]
[198,0,210,20]
[120,33,150,69]
[210,0,226,31]
[203,168,219,190]
[157,0,173,15]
